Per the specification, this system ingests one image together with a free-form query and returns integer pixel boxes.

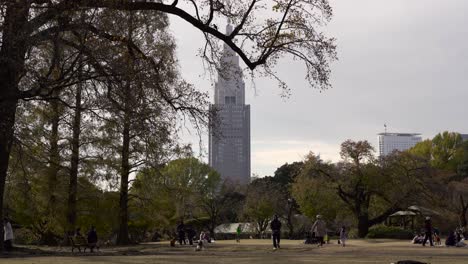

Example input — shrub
[366,225,414,239]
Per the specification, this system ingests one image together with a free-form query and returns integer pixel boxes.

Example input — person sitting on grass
[412,233,424,244]
[445,231,456,247]
[433,233,441,246]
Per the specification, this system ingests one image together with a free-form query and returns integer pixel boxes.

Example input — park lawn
[1,239,468,264]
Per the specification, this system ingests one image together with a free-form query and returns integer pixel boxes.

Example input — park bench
[69,235,97,253]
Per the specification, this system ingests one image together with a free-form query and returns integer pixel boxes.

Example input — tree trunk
[0,96,18,251]
[287,204,294,239]
[357,214,370,238]
[42,96,62,245]
[117,111,131,245]
[0,3,30,252]
[67,81,82,233]
[47,97,61,212]
[460,194,468,228]
[460,211,467,228]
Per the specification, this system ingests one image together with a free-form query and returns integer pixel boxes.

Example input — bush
[14,228,40,245]
[366,225,414,239]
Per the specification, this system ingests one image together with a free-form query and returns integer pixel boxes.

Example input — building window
[225,96,236,105]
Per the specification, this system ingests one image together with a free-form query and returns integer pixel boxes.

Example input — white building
[378,133,422,156]
[461,134,468,142]
[208,23,251,184]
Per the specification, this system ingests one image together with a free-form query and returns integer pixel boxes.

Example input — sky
[169,0,468,177]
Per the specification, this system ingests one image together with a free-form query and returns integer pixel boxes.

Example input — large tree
[0,0,336,246]
[409,131,464,171]
[294,141,430,237]
[243,177,287,237]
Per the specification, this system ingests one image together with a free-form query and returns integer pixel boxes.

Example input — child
[339,226,347,247]
[434,233,441,246]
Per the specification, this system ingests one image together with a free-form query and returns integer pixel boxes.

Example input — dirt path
[1,239,467,264]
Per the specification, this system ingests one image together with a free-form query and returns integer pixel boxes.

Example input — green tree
[272,162,304,187]
[431,131,463,171]
[458,141,468,177]
[243,178,287,237]
[294,141,430,238]
[0,3,336,247]
[292,153,342,221]
[408,139,432,160]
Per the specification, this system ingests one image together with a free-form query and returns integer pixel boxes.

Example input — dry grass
[1,239,468,264]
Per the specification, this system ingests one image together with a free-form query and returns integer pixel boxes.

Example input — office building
[378,133,422,156]
[208,23,251,184]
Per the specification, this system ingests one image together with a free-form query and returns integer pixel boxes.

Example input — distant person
[177,221,186,245]
[270,215,282,249]
[422,217,433,247]
[434,233,441,246]
[311,215,326,247]
[200,230,211,246]
[3,218,14,251]
[75,227,84,238]
[87,226,98,252]
[412,233,424,244]
[455,228,462,243]
[339,226,347,247]
[186,226,196,245]
[205,231,212,243]
[445,231,456,247]
[74,227,87,247]
[236,224,242,243]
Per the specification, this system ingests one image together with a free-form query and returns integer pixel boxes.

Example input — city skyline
[172,0,468,177]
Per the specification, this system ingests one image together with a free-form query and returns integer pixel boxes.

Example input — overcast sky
[169,0,468,177]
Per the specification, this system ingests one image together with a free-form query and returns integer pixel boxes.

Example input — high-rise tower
[208,23,251,184]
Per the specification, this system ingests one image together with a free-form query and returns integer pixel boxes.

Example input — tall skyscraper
[208,23,251,184]
[378,133,422,156]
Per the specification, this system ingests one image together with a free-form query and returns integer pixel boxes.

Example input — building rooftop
[378,133,421,136]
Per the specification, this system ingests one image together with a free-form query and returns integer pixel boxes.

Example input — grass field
[1,239,468,264]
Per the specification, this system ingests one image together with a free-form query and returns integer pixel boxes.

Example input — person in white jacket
[3,218,14,251]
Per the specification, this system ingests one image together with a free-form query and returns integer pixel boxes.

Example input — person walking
[270,215,282,250]
[339,226,347,247]
[311,215,326,247]
[177,220,186,245]
[422,216,434,247]
[3,218,14,251]
[236,224,242,243]
[87,226,98,252]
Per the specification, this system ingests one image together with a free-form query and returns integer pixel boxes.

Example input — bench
[69,236,99,253]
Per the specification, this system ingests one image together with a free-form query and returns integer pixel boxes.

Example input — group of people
[270,214,347,250]
[176,221,212,249]
[445,227,467,247]
[73,226,99,252]
[410,216,468,248]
